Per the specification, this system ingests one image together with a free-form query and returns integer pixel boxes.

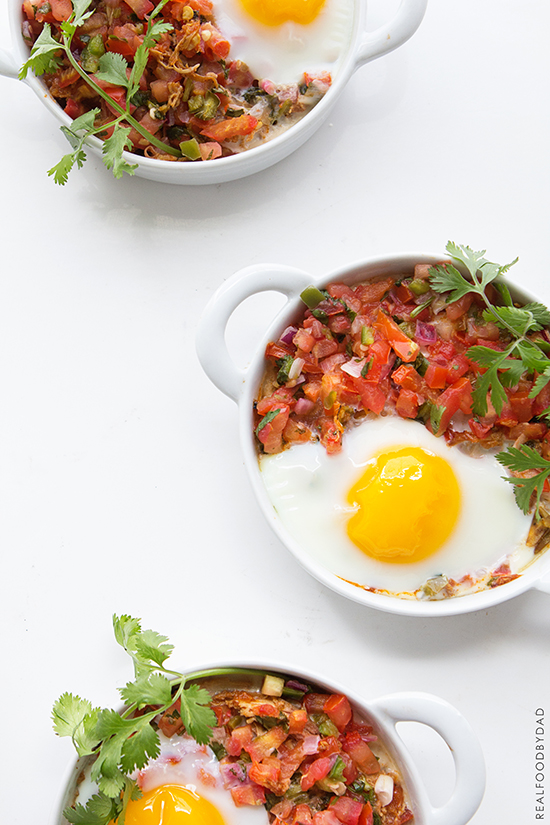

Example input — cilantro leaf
[102,125,138,179]
[71,0,95,27]
[135,629,174,667]
[530,366,550,400]
[19,24,62,78]
[95,52,130,89]
[496,445,550,517]
[428,263,472,303]
[52,693,93,738]
[119,673,172,707]
[179,684,217,745]
[64,793,119,825]
[120,723,160,774]
[471,364,507,417]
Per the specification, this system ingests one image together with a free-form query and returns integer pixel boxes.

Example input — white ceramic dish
[0,0,428,184]
[196,253,550,616]
[52,661,485,825]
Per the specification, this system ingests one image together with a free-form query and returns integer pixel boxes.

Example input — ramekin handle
[369,692,485,825]
[355,0,428,68]
[196,264,312,403]
[0,47,19,79]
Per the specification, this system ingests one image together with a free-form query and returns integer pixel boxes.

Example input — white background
[0,0,549,823]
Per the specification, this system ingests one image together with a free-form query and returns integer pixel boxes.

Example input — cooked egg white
[214,0,356,84]
[75,733,269,825]
[259,416,533,595]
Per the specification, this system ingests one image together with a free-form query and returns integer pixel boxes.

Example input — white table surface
[1,0,549,823]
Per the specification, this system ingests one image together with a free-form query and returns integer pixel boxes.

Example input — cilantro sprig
[20,0,178,183]
[52,615,217,825]
[429,242,550,517]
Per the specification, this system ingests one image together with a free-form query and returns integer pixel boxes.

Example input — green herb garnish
[20,0,177,183]
[53,615,216,825]
[430,242,550,516]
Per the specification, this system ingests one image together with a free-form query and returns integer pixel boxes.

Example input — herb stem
[63,47,181,158]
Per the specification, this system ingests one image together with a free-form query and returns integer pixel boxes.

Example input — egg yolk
[117,784,226,825]
[346,446,461,564]
[238,0,326,26]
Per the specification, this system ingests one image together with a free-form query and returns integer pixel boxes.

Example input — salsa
[156,675,414,825]
[254,263,550,461]
[21,0,332,161]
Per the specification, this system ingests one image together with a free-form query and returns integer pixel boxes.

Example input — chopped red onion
[415,321,437,345]
[286,679,310,692]
[341,358,366,378]
[320,353,346,373]
[279,326,298,346]
[220,761,246,787]
[302,734,321,755]
[294,398,315,415]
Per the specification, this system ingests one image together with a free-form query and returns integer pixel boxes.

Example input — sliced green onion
[410,297,434,319]
[361,325,374,345]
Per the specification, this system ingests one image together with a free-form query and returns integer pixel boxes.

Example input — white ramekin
[196,253,550,616]
[0,0,428,184]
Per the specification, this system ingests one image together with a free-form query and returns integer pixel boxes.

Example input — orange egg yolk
[238,0,326,26]
[116,785,226,825]
[346,446,461,564]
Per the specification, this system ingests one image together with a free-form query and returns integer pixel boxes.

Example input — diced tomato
[256,387,295,414]
[265,340,294,360]
[249,756,281,788]
[395,388,421,419]
[288,708,309,734]
[374,310,419,362]
[227,724,254,756]
[324,694,352,732]
[201,23,231,59]
[392,282,414,305]
[107,27,143,58]
[293,804,314,825]
[318,736,341,757]
[200,114,258,141]
[533,381,550,417]
[245,726,288,762]
[301,757,333,791]
[50,0,72,21]
[424,362,447,389]
[123,0,154,18]
[468,418,493,439]
[445,293,473,321]
[312,810,341,825]
[186,0,214,12]
[319,417,344,454]
[392,364,423,392]
[313,338,339,360]
[509,390,534,423]
[64,98,85,119]
[445,353,470,384]
[199,141,223,161]
[428,339,456,363]
[230,783,266,807]
[157,699,183,736]
[341,732,379,774]
[329,796,364,825]
[354,278,394,305]
[358,802,374,825]
[294,328,316,353]
[430,377,473,435]
[507,422,547,441]
[256,405,290,454]
[305,693,330,713]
